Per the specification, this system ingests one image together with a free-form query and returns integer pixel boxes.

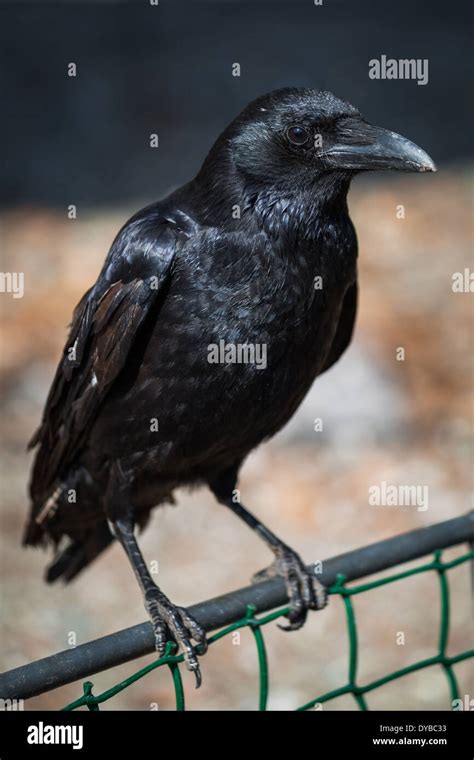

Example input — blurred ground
[0,170,473,710]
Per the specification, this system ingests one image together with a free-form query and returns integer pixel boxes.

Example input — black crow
[24,88,436,685]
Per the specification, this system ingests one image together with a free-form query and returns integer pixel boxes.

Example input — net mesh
[61,548,474,711]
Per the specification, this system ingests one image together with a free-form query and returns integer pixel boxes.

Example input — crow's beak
[324,125,437,173]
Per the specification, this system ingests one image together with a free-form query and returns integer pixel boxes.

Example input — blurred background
[0,0,473,710]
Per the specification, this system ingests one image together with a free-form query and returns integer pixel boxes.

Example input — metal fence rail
[1,512,473,709]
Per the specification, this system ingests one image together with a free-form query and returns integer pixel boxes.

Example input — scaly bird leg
[215,493,327,630]
[110,517,207,686]
[106,465,207,686]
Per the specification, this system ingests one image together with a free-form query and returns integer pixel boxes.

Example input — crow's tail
[46,521,115,583]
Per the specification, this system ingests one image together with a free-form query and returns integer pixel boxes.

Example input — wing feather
[27,211,192,524]
[320,282,358,374]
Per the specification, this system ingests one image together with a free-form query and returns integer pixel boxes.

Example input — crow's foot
[252,545,327,630]
[145,587,207,687]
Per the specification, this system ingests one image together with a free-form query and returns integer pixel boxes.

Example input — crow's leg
[211,471,327,630]
[106,464,207,686]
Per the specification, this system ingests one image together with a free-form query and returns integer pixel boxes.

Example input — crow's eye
[286,125,310,146]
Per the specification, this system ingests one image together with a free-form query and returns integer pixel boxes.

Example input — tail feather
[22,519,47,548]
[46,521,114,583]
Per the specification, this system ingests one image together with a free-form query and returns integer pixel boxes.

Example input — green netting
[62,549,474,711]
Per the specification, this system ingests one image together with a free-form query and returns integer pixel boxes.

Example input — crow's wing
[320,282,358,374]
[28,209,193,513]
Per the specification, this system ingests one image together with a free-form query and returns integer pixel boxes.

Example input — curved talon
[278,618,305,632]
[278,606,307,632]
[193,667,202,689]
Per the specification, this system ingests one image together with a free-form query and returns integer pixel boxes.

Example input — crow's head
[226,87,436,187]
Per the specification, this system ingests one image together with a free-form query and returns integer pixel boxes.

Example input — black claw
[278,601,307,632]
[193,667,202,689]
[278,612,306,632]
[278,621,293,632]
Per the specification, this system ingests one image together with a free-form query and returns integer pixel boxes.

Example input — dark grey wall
[1,0,472,207]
